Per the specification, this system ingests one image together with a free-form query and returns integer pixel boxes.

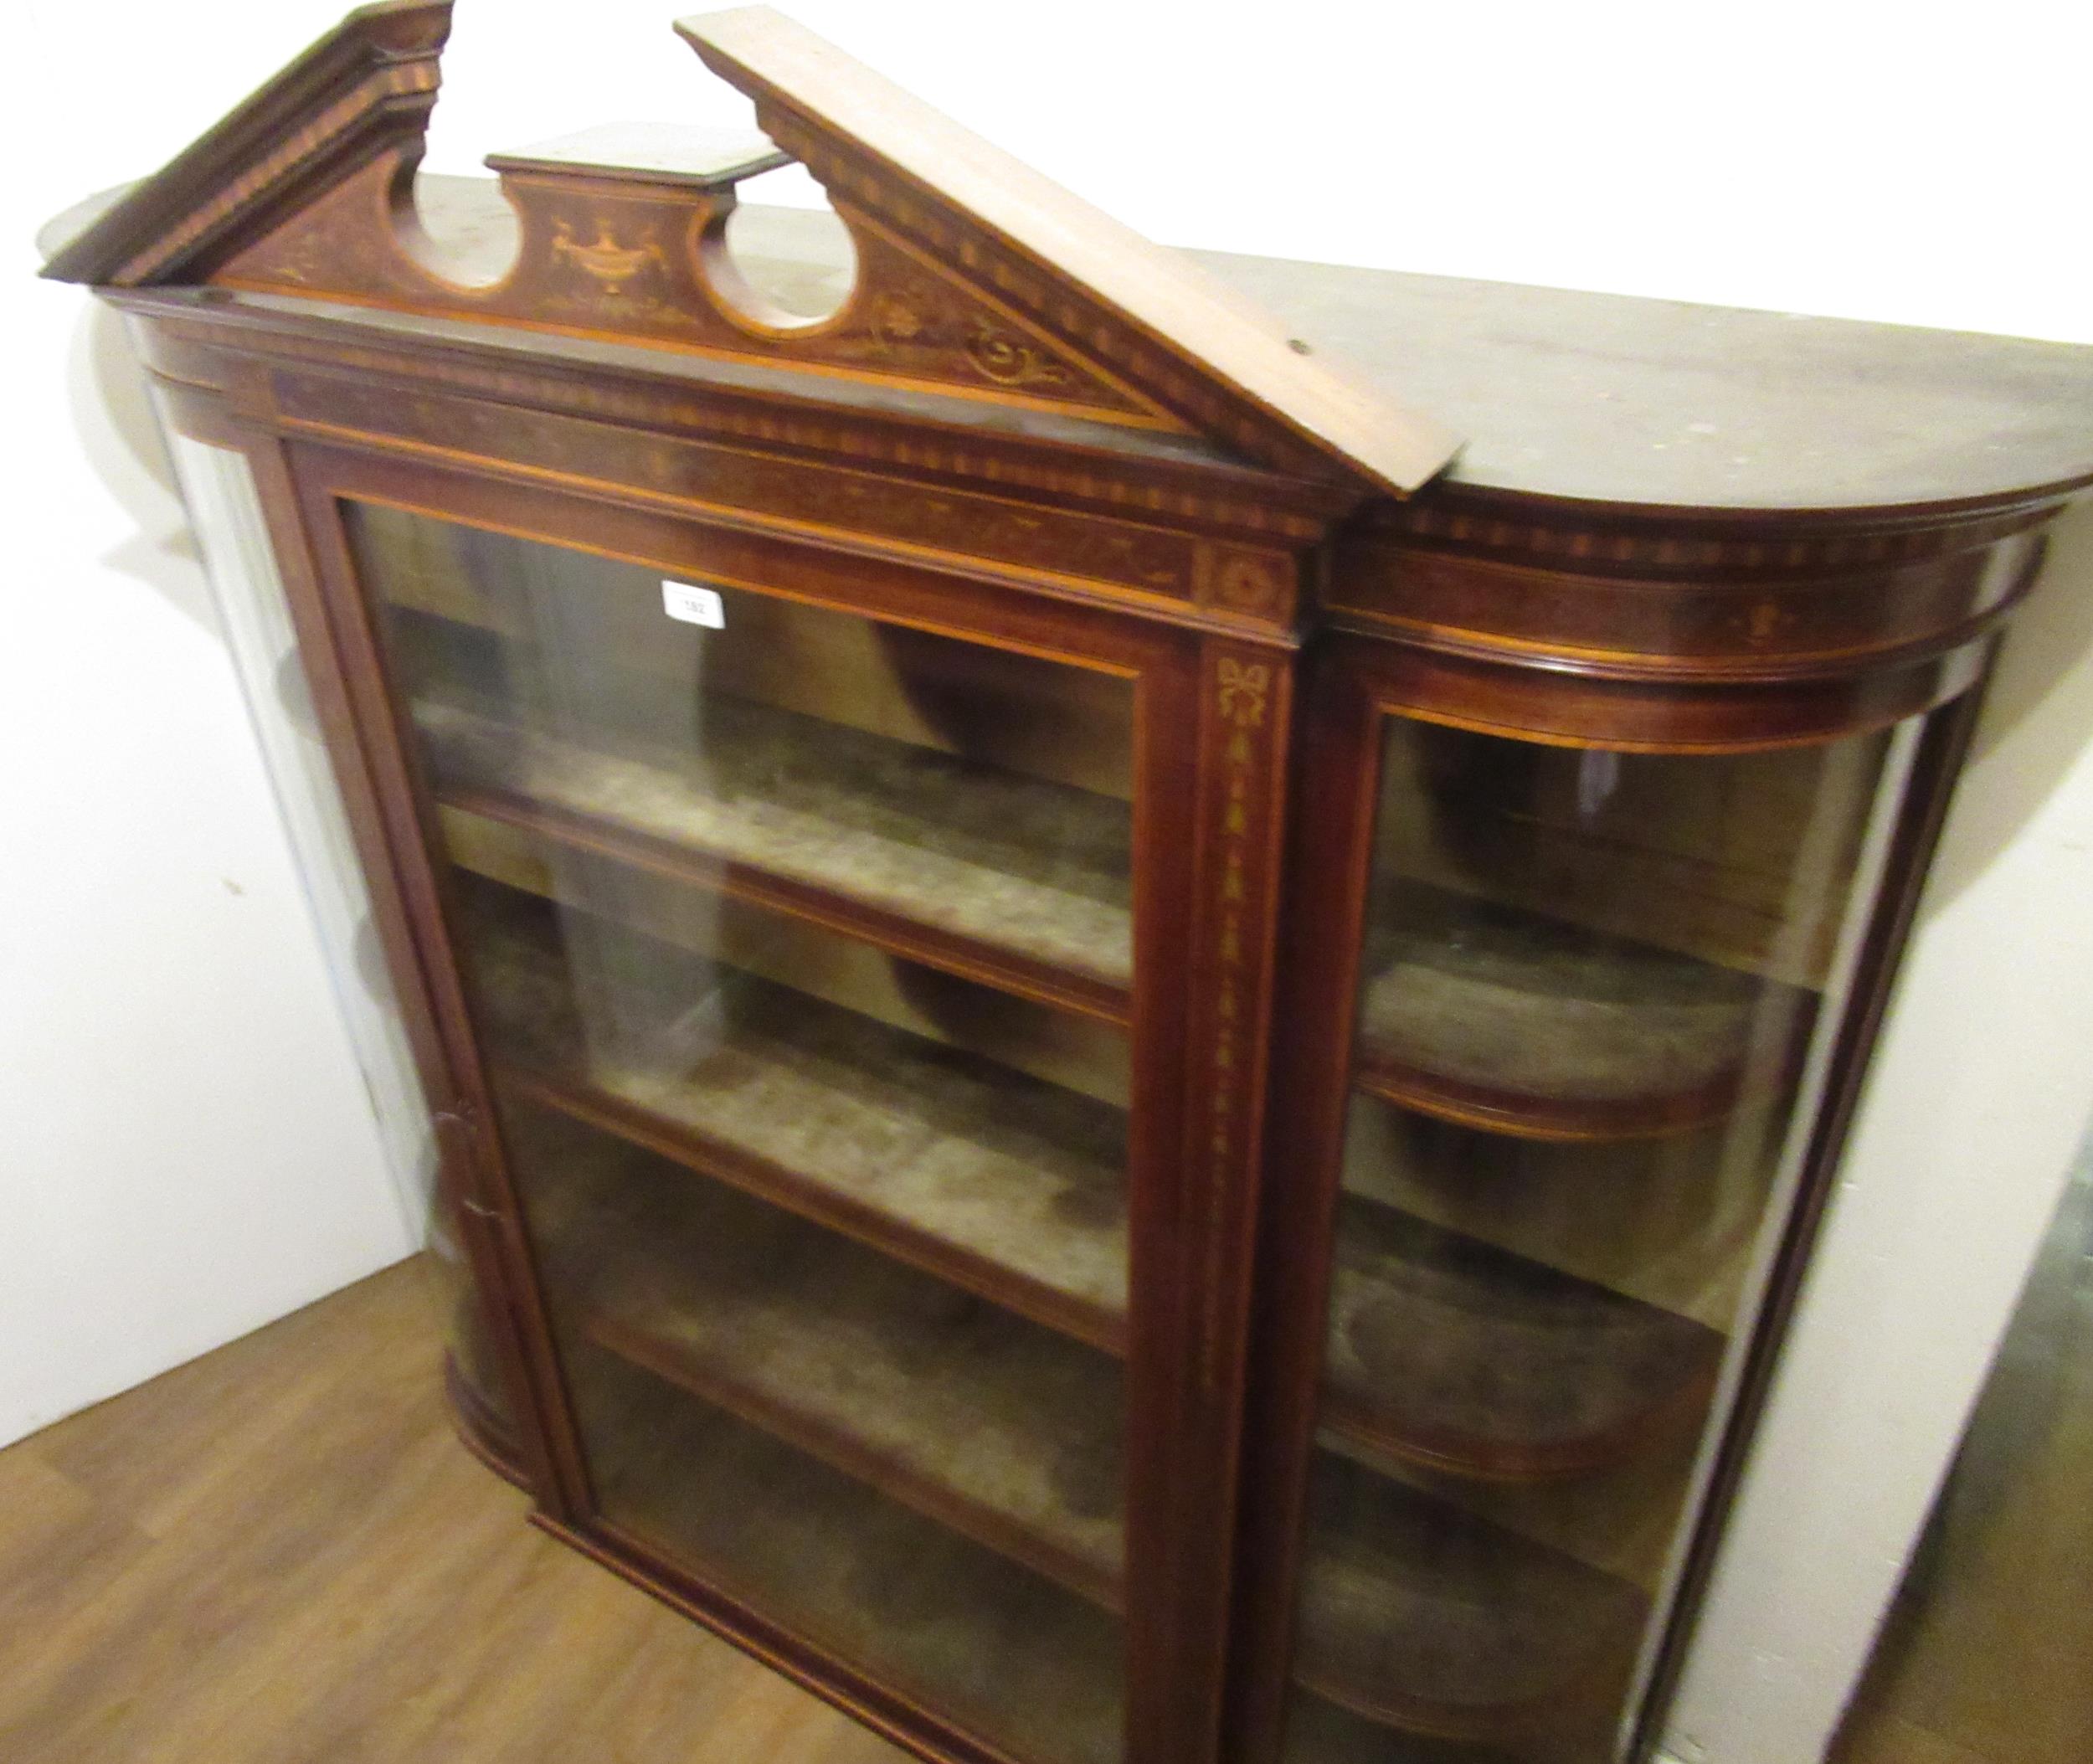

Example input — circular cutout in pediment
[700,167,859,337]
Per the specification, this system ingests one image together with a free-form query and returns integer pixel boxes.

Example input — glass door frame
[274,431,1277,1764]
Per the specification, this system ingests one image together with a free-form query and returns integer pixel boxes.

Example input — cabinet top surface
[1194,244,2093,517]
[223,186,2093,520]
[671,202,2093,517]
[69,168,2093,521]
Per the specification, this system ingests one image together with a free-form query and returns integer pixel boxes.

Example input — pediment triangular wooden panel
[682,8,1461,496]
[40,2,1461,495]
[204,133,1188,432]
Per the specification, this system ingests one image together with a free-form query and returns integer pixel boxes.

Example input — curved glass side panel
[1279,712,1916,1764]
[157,429,476,1420]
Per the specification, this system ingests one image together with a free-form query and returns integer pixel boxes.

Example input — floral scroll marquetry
[811,215,1140,412]
[964,320,1076,390]
[868,287,1077,392]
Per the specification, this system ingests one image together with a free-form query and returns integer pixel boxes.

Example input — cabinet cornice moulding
[38,0,453,290]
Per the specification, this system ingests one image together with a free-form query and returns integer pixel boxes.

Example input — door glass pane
[1282,713,1905,1764]
[347,502,1134,1764]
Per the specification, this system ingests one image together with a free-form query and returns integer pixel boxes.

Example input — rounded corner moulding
[1350,1057,1780,1145]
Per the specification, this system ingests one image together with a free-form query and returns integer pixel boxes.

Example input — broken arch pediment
[40,1,1459,496]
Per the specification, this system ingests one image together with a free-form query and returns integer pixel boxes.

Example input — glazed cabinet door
[289,445,1216,1764]
[1237,641,1943,1764]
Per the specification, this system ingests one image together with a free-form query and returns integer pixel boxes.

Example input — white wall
[4,8,437,1449]
[8,0,2091,1736]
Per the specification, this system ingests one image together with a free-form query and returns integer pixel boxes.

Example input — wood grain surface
[0,1258,908,1764]
[679,8,1462,495]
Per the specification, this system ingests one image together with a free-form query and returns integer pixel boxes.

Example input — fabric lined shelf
[1295,1455,1645,1742]
[1337,1099,1777,1335]
[520,1107,1647,1740]
[414,687,1135,1022]
[576,1345,1128,1764]
[465,879,1730,1484]
[584,1349,1522,1764]
[529,1109,1126,1608]
[1354,882,1815,1141]
[1323,1196,1725,1483]
[463,881,1132,1353]
[1315,1424,1705,1602]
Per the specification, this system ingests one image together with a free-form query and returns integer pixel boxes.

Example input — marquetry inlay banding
[1194,646,1284,1394]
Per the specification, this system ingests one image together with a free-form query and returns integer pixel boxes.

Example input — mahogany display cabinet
[44,7,2093,1764]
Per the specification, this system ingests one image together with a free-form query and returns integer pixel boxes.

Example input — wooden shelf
[1322,1196,1725,1483]
[472,877,1725,1488]
[1354,882,1813,1141]
[1339,1099,1777,1334]
[519,1110,1648,1742]
[1296,1453,1645,1741]
[465,881,1131,1353]
[414,686,1135,1023]
[576,1345,1127,1764]
[1283,1697,1528,1764]
[539,1133,1125,1609]
[1316,1422,1704,1601]
[440,800,1132,1107]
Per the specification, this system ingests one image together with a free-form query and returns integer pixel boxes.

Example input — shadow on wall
[1929,499,2093,908]
[66,298,212,631]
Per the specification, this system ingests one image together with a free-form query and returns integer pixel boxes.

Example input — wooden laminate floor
[0,1256,913,1764]
[11,1242,2082,1764]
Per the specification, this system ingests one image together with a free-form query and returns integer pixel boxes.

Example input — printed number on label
[661,580,726,629]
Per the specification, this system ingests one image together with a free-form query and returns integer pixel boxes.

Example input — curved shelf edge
[1294,1458,1650,1745]
[1319,1359,1721,1486]
[1298,1643,1638,1749]
[1317,1195,1730,1483]
[1351,1030,1808,1143]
